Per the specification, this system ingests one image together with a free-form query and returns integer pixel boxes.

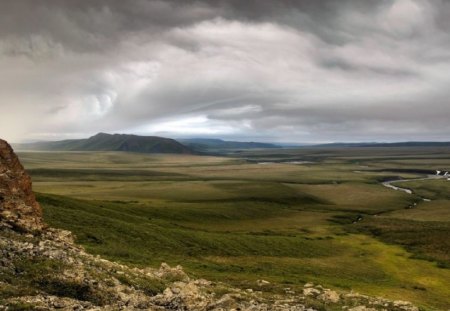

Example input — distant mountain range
[314,141,450,148]
[15,133,193,154]
[14,134,282,154]
[178,138,280,151]
[15,134,449,154]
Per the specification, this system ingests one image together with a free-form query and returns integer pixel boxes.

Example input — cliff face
[0,139,44,232]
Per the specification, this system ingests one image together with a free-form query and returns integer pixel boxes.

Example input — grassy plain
[18,146,450,309]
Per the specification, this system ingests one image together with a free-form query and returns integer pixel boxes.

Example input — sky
[1,0,450,143]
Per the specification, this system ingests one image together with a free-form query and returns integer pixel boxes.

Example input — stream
[351,171,448,224]
[381,174,447,201]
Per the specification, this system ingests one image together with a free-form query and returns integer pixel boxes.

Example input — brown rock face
[0,139,44,232]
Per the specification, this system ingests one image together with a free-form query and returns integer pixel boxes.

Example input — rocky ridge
[0,140,44,232]
[0,138,420,310]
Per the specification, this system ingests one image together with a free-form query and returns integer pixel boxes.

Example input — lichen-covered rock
[319,289,340,303]
[0,139,44,232]
[303,287,321,297]
[348,306,378,311]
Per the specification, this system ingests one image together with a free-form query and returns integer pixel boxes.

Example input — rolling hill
[15,133,194,154]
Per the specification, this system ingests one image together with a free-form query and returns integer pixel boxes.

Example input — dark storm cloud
[0,0,382,52]
[318,57,418,78]
[0,0,449,142]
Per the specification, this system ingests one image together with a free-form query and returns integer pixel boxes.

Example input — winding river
[381,174,447,201]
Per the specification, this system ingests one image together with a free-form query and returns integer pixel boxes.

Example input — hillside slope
[16,133,193,154]
[0,139,420,310]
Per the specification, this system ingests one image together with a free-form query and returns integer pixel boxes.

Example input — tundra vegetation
[17,146,450,310]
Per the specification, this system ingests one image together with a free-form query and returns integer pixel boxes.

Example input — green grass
[0,257,114,305]
[386,200,450,221]
[396,179,450,200]
[15,148,450,310]
[38,194,337,261]
[38,193,450,309]
[351,217,450,268]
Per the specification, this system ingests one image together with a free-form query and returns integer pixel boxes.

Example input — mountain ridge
[312,141,450,148]
[15,133,194,154]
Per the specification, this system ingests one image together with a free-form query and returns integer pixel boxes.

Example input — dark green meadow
[18,147,450,309]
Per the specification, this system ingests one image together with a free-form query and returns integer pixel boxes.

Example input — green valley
[18,147,450,310]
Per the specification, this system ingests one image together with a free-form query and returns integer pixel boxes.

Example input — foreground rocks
[0,139,420,310]
[0,139,44,232]
[0,229,418,311]
[0,228,420,311]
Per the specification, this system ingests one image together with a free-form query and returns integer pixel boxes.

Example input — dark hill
[16,133,193,154]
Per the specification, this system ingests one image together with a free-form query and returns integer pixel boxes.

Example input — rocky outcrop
[0,228,420,311]
[0,139,420,310]
[0,139,44,232]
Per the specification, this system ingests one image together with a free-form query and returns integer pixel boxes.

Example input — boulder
[0,139,44,232]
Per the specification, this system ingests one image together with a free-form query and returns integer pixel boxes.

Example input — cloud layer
[1,0,450,143]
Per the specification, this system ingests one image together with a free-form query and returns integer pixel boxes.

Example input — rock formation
[0,139,420,310]
[0,139,44,232]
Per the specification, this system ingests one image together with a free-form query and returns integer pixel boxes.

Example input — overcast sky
[1,0,450,143]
